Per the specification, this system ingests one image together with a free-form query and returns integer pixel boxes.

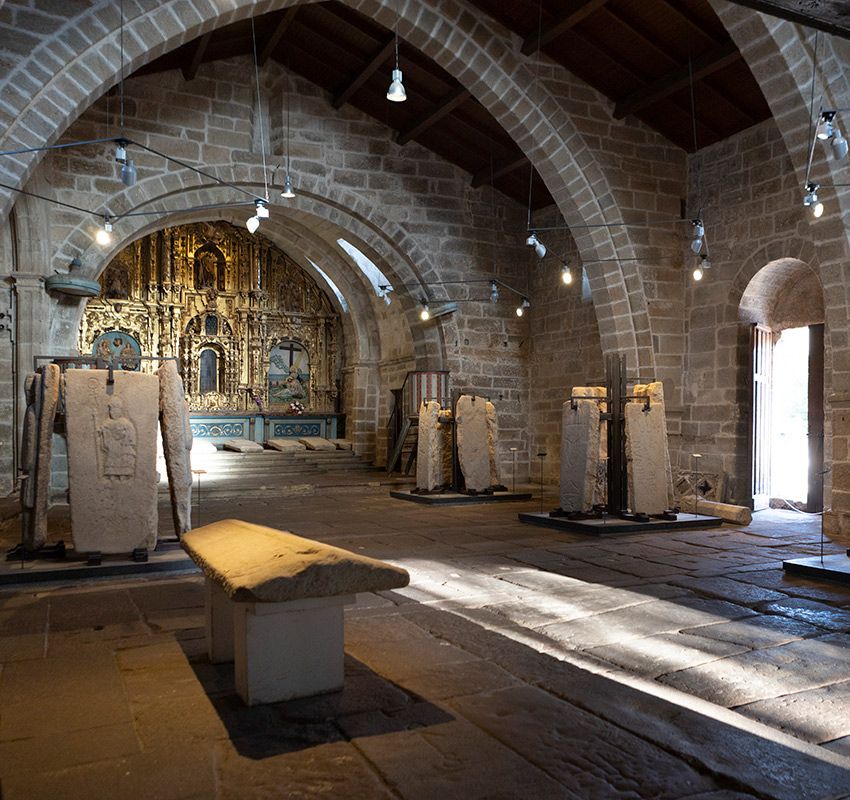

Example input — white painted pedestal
[205,579,354,705]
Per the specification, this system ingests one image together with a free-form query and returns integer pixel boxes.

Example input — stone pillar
[824,391,850,541]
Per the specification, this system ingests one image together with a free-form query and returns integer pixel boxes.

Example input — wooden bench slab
[181,519,409,602]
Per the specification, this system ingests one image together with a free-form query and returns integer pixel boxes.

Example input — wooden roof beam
[332,36,395,109]
[471,153,528,188]
[258,7,300,66]
[396,86,470,145]
[521,0,610,56]
[725,0,850,41]
[614,40,739,119]
[181,31,212,81]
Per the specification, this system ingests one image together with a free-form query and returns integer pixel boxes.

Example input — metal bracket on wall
[0,309,12,339]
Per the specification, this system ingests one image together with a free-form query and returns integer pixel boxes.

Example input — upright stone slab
[560,399,600,513]
[485,401,502,487]
[65,370,159,554]
[158,360,193,537]
[19,373,40,549]
[31,364,60,550]
[633,381,673,506]
[456,394,491,492]
[438,409,454,480]
[625,398,670,515]
[573,386,607,506]
[416,401,446,491]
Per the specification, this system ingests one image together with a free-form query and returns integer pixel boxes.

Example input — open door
[807,323,824,512]
[750,323,773,510]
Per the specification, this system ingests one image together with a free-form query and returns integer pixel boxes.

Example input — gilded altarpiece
[80,221,341,413]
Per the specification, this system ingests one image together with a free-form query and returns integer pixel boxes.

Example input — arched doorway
[739,258,825,511]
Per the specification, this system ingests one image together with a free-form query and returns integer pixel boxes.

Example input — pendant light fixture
[96,216,113,245]
[386,15,407,102]
[280,70,297,199]
[560,263,573,285]
[419,300,430,321]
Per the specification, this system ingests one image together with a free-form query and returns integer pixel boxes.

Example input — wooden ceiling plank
[614,40,739,119]
[396,86,470,145]
[521,0,610,56]
[258,7,300,66]
[332,35,395,109]
[725,0,850,41]
[181,31,212,81]
[471,153,528,187]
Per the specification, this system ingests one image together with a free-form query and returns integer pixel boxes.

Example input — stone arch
[0,0,653,372]
[49,176,456,461]
[739,258,824,331]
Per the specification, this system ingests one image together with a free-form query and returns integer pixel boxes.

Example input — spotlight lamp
[387,32,407,102]
[95,216,113,246]
[816,110,836,141]
[490,281,499,303]
[255,199,270,219]
[524,232,546,259]
[246,215,260,234]
[419,300,430,321]
[515,297,530,317]
[114,140,127,164]
[803,182,824,218]
[832,127,849,160]
[561,263,573,285]
[693,254,710,282]
[120,159,136,187]
[690,219,704,254]
[280,174,296,199]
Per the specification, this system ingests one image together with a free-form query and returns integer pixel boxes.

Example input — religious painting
[91,330,141,370]
[193,244,225,291]
[199,347,222,394]
[268,341,309,407]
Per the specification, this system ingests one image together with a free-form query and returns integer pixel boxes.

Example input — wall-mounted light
[515,297,530,317]
[560,263,572,285]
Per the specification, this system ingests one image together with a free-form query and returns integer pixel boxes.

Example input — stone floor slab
[452,685,718,799]
[658,633,850,706]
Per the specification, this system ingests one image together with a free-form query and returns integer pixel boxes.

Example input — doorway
[741,258,824,512]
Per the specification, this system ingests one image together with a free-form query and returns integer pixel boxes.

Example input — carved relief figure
[195,250,218,290]
[98,399,137,480]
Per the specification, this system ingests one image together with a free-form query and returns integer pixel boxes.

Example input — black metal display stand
[519,354,722,535]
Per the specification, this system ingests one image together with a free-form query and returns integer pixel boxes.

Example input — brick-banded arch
[0,0,652,372]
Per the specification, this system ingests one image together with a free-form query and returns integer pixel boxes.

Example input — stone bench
[181,519,409,705]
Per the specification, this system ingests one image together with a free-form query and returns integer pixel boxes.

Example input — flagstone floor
[2,483,850,799]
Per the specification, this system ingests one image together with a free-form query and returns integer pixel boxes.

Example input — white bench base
[205,579,354,705]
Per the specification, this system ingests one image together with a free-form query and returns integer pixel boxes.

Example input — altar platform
[190,411,343,444]
[518,511,723,536]
[783,553,850,585]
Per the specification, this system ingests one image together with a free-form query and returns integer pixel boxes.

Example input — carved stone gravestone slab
[625,400,669,515]
[31,364,60,550]
[573,386,607,506]
[20,372,41,549]
[485,401,501,487]
[560,399,601,513]
[298,437,336,451]
[267,438,306,452]
[158,360,193,537]
[416,401,447,492]
[223,438,264,453]
[65,369,159,554]
[456,395,490,492]
[633,381,673,506]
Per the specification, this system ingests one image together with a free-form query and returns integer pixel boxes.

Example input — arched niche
[739,257,825,330]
